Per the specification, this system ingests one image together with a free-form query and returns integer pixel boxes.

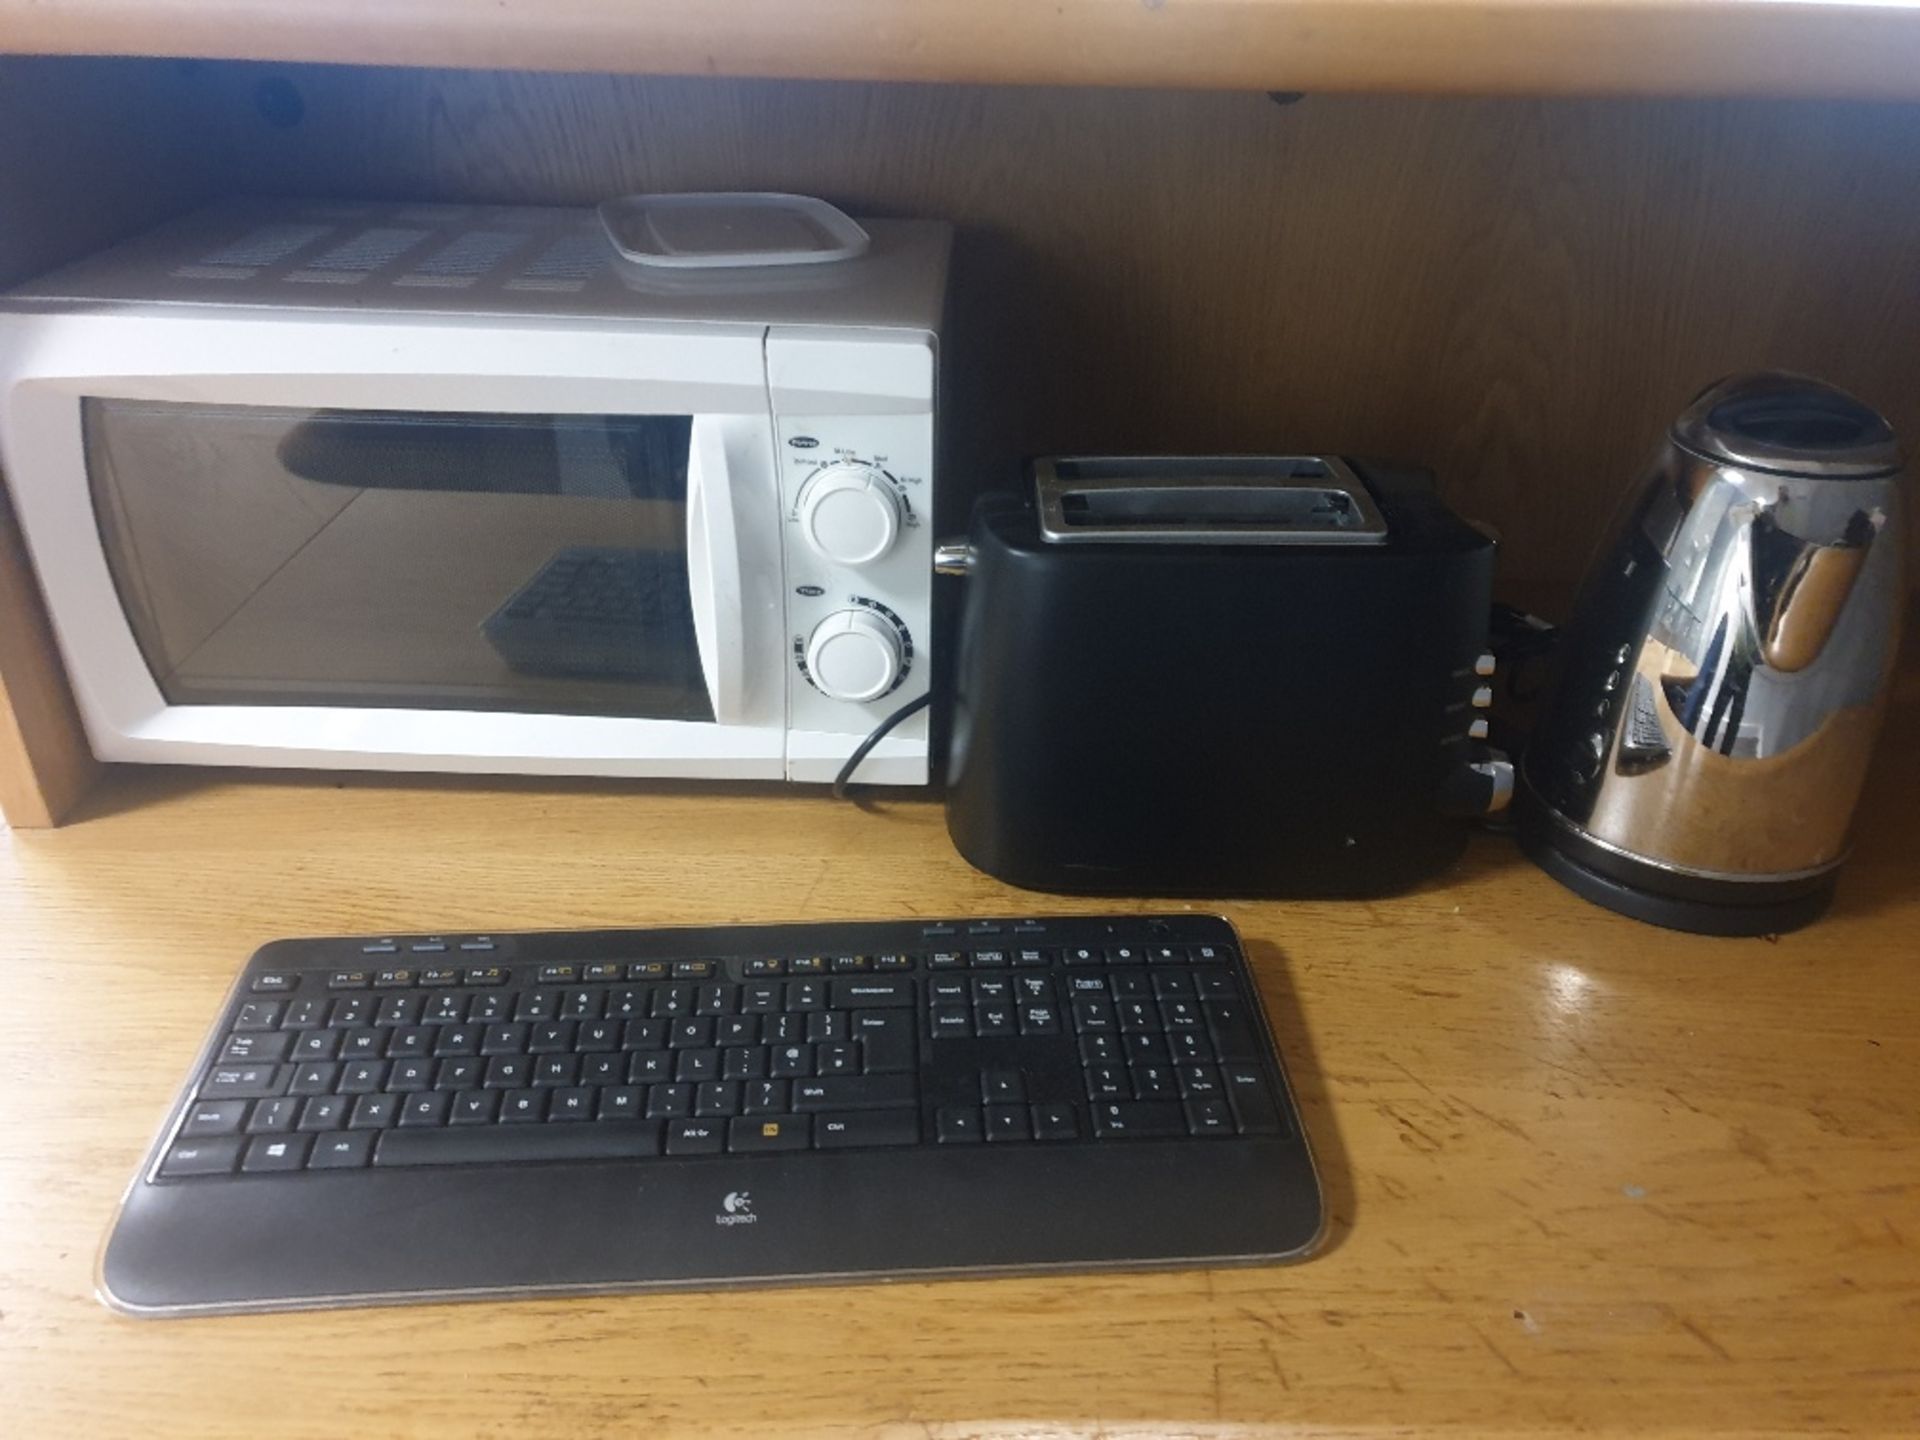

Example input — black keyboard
[104,916,1322,1314]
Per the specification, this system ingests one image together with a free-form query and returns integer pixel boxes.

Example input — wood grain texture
[0,660,1915,1437]
[7,0,1920,101]
[209,67,1920,587]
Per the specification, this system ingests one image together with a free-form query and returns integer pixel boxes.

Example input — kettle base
[1516,801,1836,937]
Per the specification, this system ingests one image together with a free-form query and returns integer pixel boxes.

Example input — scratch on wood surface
[1469,1322,1524,1378]
[1260,1337,1293,1392]
[1452,1093,1534,1144]
[1664,1306,1734,1362]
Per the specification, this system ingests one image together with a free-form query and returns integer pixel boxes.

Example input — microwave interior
[82,398,715,720]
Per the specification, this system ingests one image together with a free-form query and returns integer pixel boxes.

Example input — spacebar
[374,1123,663,1167]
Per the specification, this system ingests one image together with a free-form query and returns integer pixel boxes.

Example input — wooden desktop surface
[1,686,1916,1437]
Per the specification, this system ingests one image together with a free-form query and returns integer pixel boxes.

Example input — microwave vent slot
[1035,455,1389,546]
[506,234,611,292]
[394,230,530,288]
[286,227,433,285]
[177,223,335,279]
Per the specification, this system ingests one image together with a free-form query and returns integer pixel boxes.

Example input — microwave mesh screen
[81,398,713,721]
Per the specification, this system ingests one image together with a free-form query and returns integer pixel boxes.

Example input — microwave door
[684,413,784,728]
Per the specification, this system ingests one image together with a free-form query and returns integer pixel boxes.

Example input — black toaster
[940,456,1505,897]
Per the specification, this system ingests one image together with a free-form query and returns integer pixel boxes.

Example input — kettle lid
[1672,372,1900,479]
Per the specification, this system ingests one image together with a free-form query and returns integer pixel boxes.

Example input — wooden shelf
[6,0,1920,100]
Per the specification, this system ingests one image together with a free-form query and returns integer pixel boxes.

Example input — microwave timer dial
[803,603,910,703]
[796,462,903,566]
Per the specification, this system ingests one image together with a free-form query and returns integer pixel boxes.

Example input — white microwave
[0,199,948,784]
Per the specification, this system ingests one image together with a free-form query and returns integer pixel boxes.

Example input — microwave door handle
[685,414,751,724]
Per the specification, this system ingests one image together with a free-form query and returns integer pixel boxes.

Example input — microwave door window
[81,400,713,721]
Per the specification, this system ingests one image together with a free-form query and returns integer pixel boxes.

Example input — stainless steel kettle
[1518,373,1907,934]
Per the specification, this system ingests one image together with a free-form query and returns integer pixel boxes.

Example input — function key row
[256,953,945,994]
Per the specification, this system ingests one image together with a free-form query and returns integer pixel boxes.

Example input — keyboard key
[385,1025,435,1059]
[627,961,671,982]
[579,1054,622,1086]
[242,1134,311,1172]
[1012,947,1054,967]
[1078,1034,1120,1065]
[669,1018,714,1049]
[419,967,461,988]
[528,1021,576,1054]
[628,1052,672,1083]
[815,1043,857,1075]
[340,1026,384,1059]
[666,1119,726,1155]
[534,1055,580,1087]
[282,997,327,1030]
[971,949,1009,969]
[597,1086,644,1120]
[372,968,416,990]
[1085,1065,1131,1099]
[181,1100,248,1137]
[791,1075,917,1112]
[515,989,559,1022]
[1186,1099,1234,1135]
[1032,1103,1079,1141]
[744,1080,788,1114]
[219,1031,292,1064]
[330,996,375,1027]
[201,1064,289,1100]
[814,1109,918,1149]
[974,1004,1015,1038]
[1091,1102,1187,1139]
[562,989,602,1021]
[247,1096,300,1134]
[295,1098,349,1136]
[537,964,579,984]
[386,1058,434,1091]
[1146,945,1186,965]
[375,1122,662,1167]
[437,1059,483,1090]
[873,953,915,972]
[308,1131,376,1169]
[450,1090,500,1125]
[653,985,693,1018]
[785,980,825,1012]
[328,970,371,990]
[786,956,827,976]
[339,1060,388,1094]
[499,1089,545,1123]
[434,1025,482,1057]
[742,957,785,977]
[1205,1000,1260,1060]
[1194,968,1235,1000]
[646,1084,693,1118]
[293,1029,342,1061]
[606,987,649,1020]
[251,972,300,994]
[936,1106,983,1143]
[583,962,624,982]
[1061,945,1102,966]
[674,960,716,979]
[399,1092,452,1127]
[1019,1003,1061,1036]
[1223,1065,1285,1135]
[348,1094,399,1130]
[470,991,512,1023]
[853,1010,914,1073]
[623,1018,667,1050]
[675,1049,720,1082]
[695,984,735,1016]
[984,1104,1030,1141]
[158,1136,243,1182]
[927,951,965,970]
[424,992,468,1024]
[694,1081,740,1117]
[1072,996,1117,1034]
[980,1070,1026,1104]
[1132,1063,1177,1099]
[805,1010,846,1045]
[829,954,869,973]
[971,976,1011,1003]
[375,994,422,1027]
[546,1087,595,1121]
[727,1116,809,1152]
[1179,1064,1223,1098]
[769,1043,813,1078]
[232,1000,283,1032]
[722,1046,767,1081]
[1124,1032,1171,1064]
[830,978,913,1009]
[465,965,509,986]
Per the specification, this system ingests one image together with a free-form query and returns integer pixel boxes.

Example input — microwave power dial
[796,463,902,566]
[805,608,903,703]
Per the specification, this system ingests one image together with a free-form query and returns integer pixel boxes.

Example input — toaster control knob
[797,464,901,566]
[805,609,903,703]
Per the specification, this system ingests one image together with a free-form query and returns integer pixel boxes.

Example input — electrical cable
[832,692,933,801]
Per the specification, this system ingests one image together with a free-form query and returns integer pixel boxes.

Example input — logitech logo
[715,1190,758,1226]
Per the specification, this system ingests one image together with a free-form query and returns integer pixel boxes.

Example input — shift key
[791,1075,917,1111]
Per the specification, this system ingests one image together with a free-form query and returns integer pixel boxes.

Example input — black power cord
[832,692,934,801]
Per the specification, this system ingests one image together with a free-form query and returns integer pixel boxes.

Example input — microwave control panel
[772,412,932,781]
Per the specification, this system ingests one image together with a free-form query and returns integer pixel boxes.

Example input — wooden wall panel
[0,57,226,825]
[207,67,1920,587]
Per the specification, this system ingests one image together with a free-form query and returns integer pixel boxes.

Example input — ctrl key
[158,1137,243,1178]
